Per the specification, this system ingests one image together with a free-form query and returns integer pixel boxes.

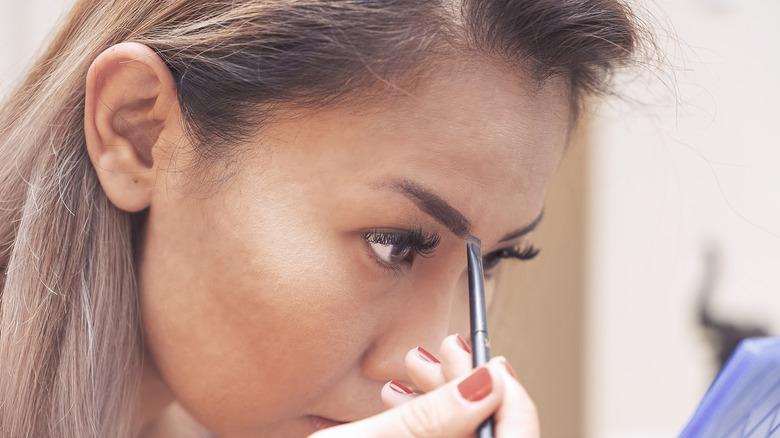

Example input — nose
[360,264,471,384]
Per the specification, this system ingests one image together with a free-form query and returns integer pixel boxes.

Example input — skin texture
[85,44,569,437]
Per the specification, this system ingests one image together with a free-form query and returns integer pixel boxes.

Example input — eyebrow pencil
[466,234,495,438]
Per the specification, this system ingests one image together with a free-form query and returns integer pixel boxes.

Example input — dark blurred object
[697,245,769,370]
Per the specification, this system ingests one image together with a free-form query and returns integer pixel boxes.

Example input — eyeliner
[466,234,495,438]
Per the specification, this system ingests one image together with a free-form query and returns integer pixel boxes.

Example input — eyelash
[363,229,539,275]
[363,228,441,273]
[481,244,540,274]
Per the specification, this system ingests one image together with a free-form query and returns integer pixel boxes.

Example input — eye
[366,234,412,265]
[363,228,440,272]
[482,244,540,274]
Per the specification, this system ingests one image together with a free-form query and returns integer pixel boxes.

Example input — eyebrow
[382,179,545,242]
[388,179,471,237]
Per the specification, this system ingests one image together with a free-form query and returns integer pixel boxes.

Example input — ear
[84,42,179,212]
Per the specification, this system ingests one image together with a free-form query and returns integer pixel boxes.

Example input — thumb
[310,365,504,438]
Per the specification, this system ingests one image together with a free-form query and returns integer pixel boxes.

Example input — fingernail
[389,380,413,395]
[503,360,518,380]
[458,367,493,402]
[416,346,441,364]
[455,333,471,354]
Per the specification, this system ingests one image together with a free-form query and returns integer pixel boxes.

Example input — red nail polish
[389,380,413,395]
[458,367,493,402]
[416,346,441,364]
[504,360,518,380]
[455,333,472,354]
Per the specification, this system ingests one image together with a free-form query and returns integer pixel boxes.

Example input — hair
[0,0,647,436]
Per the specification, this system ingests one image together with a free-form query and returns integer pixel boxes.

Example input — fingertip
[405,347,446,392]
[404,345,442,367]
[441,333,472,356]
[440,334,473,381]
[490,356,518,380]
[349,367,507,438]
[489,358,540,438]
[455,333,472,353]
[456,366,493,402]
[389,380,414,395]
[455,363,509,404]
[382,380,416,409]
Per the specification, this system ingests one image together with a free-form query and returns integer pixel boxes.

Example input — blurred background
[2,0,779,437]
[494,0,780,437]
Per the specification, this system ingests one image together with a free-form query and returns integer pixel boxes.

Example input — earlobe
[84,42,179,212]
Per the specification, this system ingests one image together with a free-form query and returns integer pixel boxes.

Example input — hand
[309,335,539,438]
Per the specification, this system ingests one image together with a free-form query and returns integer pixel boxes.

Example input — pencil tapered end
[467,234,481,248]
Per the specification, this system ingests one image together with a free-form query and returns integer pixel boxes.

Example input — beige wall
[0,0,75,98]
[586,1,780,437]
[493,132,589,438]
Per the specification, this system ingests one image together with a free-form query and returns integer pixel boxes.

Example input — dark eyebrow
[384,179,471,237]
[498,209,544,242]
[379,178,544,242]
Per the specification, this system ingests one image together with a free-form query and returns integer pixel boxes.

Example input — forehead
[272,59,571,165]
[369,61,571,178]
[246,60,570,234]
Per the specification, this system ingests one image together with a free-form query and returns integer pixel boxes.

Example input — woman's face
[138,61,570,437]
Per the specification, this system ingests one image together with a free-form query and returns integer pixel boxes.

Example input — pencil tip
[467,234,481,247]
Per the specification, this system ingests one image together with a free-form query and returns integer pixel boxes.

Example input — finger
[405,346,446,393]
[492,357,540,438]
[310,365,505,438]
[381,380,417,409]
[440,333,473,382]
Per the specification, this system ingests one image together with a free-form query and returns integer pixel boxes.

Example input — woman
[0,0,646,437]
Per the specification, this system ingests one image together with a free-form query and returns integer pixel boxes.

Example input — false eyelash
[499,244,540,260]
[483,243,540,271]
[363,227,441,258]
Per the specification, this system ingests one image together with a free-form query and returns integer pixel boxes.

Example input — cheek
[137,200,385,435]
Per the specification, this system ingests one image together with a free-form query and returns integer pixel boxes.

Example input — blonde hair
[0,0,643,436]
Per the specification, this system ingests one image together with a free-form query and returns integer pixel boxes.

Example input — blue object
[679,337,780,438]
